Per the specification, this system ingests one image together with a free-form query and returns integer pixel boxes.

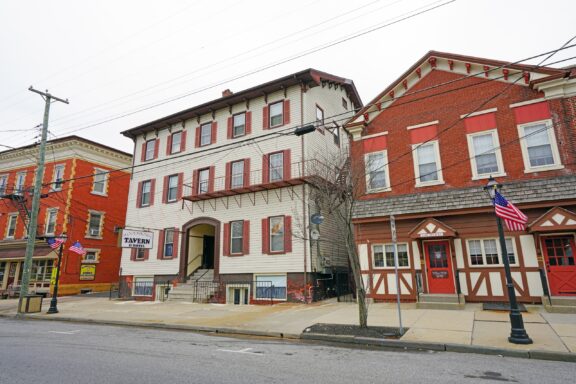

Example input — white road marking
[49,330,80,335]
[217,347,263,356]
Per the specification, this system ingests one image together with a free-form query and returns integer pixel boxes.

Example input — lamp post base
[508,312,533,344]
[47,298,59,314]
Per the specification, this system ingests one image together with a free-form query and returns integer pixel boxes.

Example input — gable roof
[344,50,568,130]
[122,69,362,139]
[529,206,576,232]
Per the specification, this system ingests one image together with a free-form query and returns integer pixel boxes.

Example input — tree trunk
[345,220,368,328]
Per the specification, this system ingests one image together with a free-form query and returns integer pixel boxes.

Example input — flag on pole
[494,191,528,231]
[46,237,65,249]
[69,241,87,255]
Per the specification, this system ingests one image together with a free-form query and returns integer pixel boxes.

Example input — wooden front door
[543,236,576,296]
[425,241,455,294]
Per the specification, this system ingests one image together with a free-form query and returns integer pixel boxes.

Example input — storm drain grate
[482,302,527,312]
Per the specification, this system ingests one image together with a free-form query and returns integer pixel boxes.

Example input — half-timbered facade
[120,69,362,302]
[345,51,576,304]
[0,136,131,297]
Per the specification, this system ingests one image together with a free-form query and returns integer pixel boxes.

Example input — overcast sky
[1,0,574,154]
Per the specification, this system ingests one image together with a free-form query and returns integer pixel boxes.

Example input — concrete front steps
[416,294,466,310]
[542,296,576,313]
[168,269,216,302]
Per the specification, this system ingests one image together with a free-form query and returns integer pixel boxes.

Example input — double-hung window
[163,229,174,258]
[84,250,98,263]
[373,244,409,268]
[88,212,103,237]
[269,153,284,182]
[166,175,179,202]
[233,113,246,138]
[518,120,562,172]
[200,123,212,146]
[15,172,26,195]
[171,131,182,154]
[467,130,505,179]
[365,151,389,192]
[198,168,209,194]
[269,101,284,128]
[467,238,516,266]
[0,175,7,195]
[230,221,244,254]
[413,141,443,186]
[269,216,285,253]
[92,168,107,195]
[231,161,244,189]
[45,209,57,235]
[144,139,156,161]
[316,105,324,127]
[6,214,18,238]
[140,180,152,207]
[52,165,65,191]
[133,277,153,296]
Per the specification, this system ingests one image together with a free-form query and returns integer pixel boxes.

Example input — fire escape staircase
[1,188,31,232]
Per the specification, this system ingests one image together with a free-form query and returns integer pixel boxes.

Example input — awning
[0,244,56,260]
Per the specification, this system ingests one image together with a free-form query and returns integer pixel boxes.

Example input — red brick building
[345,51,576,305]
[0,136,132,296]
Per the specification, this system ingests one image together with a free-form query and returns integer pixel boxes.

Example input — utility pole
[17,87,68,315]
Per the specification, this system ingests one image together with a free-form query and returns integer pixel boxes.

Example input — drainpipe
[300,83,308,302]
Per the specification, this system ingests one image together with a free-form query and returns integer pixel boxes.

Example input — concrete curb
[1,312,574,362]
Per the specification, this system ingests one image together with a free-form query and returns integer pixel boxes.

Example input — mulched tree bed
[303,323,405,339]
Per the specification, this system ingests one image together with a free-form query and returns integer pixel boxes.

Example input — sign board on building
[419,232,445,238]
[121,230,154,249]
[80,264,96,281]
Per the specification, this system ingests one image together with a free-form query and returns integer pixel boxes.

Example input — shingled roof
[353,175,576,219]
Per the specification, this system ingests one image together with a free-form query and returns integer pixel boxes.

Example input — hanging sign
[121,230,154,249]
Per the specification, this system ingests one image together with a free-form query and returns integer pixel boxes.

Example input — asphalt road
[0,318,573,384]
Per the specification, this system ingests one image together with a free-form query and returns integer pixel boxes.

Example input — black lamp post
[47,233,67,314]
[484,177,532,344]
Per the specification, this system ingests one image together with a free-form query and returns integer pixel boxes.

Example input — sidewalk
[1,296,575,359]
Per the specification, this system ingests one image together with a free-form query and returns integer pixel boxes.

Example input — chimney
[222,89,233,97]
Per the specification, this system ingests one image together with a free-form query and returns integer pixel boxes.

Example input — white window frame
[6,214,18,239]
[45,209,58,235]
[92,168,108,196]
[133,276,154,297]
[517,119,563,173]
[412,141,444,187]
[166,175,179,202]
[163,229,174,258]
[140,180,152,207]
[0,174,7,195]
[269,152,284,182]
[365,151,391,193]
[230,220,244,255]
[372,243,411,269]
[231,160,244,189]
[466,129,506,180]
[52,164,65,191]
[144,139,156,161]
[83,249,100,263]
[135,248,146,260]
[269,216,285,253]
[465,237,518,268]
[269,101,284,128]
[254,274,287,301]
[233,113,246,138]
[198,168,209,194]
[87,211,103,238]
[15,172,26,195]
[316,105,324,127]
[171,131,182,154]
[200,123,212,146]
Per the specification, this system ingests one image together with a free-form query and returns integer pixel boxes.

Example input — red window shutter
[154,139,159,159]
[243,220,250,255]
[243,158,251,187]
[262,106,269,129]
[283,100,290,125]
[261,218,270,255]
[141,142,146,162]
[157,229,165,259]
[166,134,173,155]
[208,166,215,192]
[181,130,187,152]
[283,150,291,180]
[211,122,218,144]
[173,228,180,259]
[246,111,252,135]
[144,249,150,261]
[192,170,199,196]
[136,181,143,208]
[149,179,156,206]
[223,223,230,256]
[131,248,136,261]
[284,215,292,253]
[225,161,232,190]
[262,154,269,184]
[195,126,200,147]
[227,117,233,139]
[162,176,168,204]
[177,173,183,200]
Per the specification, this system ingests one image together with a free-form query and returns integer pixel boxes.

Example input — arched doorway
[180,217,220,281]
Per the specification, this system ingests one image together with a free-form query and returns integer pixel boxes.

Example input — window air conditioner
[90,228,100,236]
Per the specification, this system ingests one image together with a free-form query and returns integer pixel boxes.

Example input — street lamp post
[47,234,67,314]
[484,177,532,344]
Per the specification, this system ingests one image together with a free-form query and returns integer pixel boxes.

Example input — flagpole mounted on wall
[484,177,533,345]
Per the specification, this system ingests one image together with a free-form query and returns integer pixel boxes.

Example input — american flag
[46,237,65,249]
[494,191,528,231]
[69,241,87,255]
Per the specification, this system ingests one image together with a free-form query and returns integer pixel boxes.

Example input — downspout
[300,82,308,302]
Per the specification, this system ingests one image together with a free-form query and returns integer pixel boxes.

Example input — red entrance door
[425,241,455,294]
[543,236,576,296]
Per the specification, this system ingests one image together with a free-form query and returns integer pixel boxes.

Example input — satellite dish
[310,213,324,225]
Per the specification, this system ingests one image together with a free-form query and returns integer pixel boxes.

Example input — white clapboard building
[120,69,362,303]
